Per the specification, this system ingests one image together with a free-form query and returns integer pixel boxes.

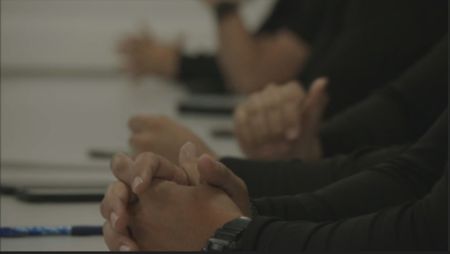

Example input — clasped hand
[100,143,250,251]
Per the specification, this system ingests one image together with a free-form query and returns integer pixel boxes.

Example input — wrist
[204,216,252,251]
[160,46,180,79]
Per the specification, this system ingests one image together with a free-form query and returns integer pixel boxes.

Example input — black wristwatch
[203,216,252,251]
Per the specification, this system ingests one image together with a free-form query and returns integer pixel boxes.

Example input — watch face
[205,217,252,251]
[206,238,230,251]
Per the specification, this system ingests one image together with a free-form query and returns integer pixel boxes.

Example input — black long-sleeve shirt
[299,0,447,116]
[223,145,407,198]
[235,110,448,251]
[221,36,447,199]
[320,35,448,157]
[178,0,447,117]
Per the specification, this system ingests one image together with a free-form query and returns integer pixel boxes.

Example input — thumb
[197,154,247,200]
[178,142,200,185]
[302,77,329,135]
[197,154,250,216]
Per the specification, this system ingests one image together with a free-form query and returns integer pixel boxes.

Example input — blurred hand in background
[117,26,182,80]
[234,78,329,161]
[128,115,216,164]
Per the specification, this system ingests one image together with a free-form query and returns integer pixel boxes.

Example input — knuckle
[248,101,262,114]
[111,182,128,199]
[142,152,161,172]
[265,96,279,110]
[289,87,305,100]
[139,151,156,160]
[105,183,115,197]
[147,152,160,164]
[264,83,278,93]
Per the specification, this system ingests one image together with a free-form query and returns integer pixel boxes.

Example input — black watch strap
[204,216,252,251]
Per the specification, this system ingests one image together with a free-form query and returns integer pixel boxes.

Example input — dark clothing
[223,145,408,198]
[178,0,447,118]
[178,55,226,94]
[300,0,447,116]
[218,36,449,250]
[235,110,448,251]
[255,0,328,43]
[320,36,448,157]
[221,36,447,199]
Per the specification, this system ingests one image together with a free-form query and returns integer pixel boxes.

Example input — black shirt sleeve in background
[236,110,448,251]
[320,35,448,157]
[222,145,407,198]
[177,0,447,108]
[177,55,227,94]
[177,0,328,93]
[239,172,448,251]
[256,0,328,44]
[300,0,448,116]
[221,37,447,199]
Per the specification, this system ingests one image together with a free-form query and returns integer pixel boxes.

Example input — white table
[0,75,243,251]
[0,196,107,251]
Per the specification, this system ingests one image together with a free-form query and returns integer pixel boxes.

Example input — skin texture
[128,180,243,251]
[117,26,181,80]
[127,78,327,162]
[128,115,216,164]
[118,0,309,94]
[234,78,329,161]
[217,13,310,94]
[100,148,251,251]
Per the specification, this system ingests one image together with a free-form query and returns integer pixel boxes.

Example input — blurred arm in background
[208,0,311,94]
[118,0,318,94]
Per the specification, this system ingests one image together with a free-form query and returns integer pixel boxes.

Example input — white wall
[1,0,275,71]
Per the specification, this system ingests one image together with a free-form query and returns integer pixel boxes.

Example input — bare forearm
[217,13,261,92]
[217,13,310,93]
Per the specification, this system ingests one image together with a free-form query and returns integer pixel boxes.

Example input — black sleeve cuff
[234,216,280,251]
[220,157,336,198]
[177,54,228,94]
[235,216,322,251]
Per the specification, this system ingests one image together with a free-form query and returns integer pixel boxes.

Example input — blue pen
[0,225,103,237]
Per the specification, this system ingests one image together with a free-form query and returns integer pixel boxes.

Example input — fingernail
[181,142,197,160]
[198,154,214,168]
[286,129,299,140]
[119,245,131,252]
[132,177,144,193]
[110,212,119,229]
